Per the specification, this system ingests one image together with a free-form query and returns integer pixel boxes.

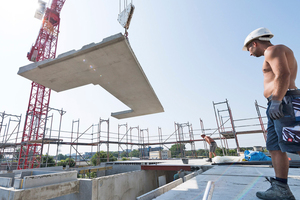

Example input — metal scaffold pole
[118,123,128,159]
[226,99,240,153]
[255,100,267,142]
[54,108,65,165]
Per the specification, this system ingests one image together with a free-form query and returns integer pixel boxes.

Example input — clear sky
[1,0,300,155]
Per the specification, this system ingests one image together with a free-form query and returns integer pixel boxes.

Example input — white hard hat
[242,27,274,51]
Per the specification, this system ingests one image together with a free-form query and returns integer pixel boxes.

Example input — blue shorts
[266,90,300,153]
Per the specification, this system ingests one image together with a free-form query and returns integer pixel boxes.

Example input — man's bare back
[204,136,215,145]
[263,44,298,100]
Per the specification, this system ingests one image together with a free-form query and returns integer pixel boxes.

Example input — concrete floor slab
[153,165,300,200]
[18,33,164,119]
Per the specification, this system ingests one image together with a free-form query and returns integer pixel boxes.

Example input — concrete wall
[0,165,206,200]
[0,177,12,187]
[53,169,169,200]
[136,178,183,200]
[2,181,79,200]
[96,164,141,177]
[22,171,77,189]
[105,164,141,176]
[0,173,15,187]
[136,169,205,200]
[96,170,160,200]
[0,170,79,200]
[52,179,94,200]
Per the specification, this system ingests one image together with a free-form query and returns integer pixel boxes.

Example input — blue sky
[1,0,300,155]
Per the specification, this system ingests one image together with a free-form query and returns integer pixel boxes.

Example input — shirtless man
[201,134,217,162]
[243,27,300,200]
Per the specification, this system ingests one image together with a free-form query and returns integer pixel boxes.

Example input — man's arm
[265,47,291,101]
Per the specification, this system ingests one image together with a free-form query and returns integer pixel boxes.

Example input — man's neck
[263,43,274,55]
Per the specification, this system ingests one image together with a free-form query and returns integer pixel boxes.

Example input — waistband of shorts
[267,89,300,102]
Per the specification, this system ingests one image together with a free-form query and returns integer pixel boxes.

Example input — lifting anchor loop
[124,28,129,38]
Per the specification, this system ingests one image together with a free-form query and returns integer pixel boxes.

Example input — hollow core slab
[18,33,164,119]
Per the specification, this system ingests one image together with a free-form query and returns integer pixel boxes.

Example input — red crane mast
[18,0,66,169]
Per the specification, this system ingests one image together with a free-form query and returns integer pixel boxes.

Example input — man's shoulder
[265,44,290,59]
[267,44,290,53]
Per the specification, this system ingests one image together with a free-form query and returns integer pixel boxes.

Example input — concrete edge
[22,171,77,189]
[136,168,205,200]
[39,33,124,69]
[17,33,124,75]
[136,178,183,200]
[94,169,141,181]
[111,109,133,117]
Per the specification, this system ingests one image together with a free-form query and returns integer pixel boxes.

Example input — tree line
[6,145,258,168]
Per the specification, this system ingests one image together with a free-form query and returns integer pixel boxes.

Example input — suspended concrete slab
[18,33,164,119]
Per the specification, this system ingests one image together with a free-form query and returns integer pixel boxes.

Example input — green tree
[57,154,68,160]
[57,158,75,167]
[90,151,117,166]
[215,148,223,156]
[129,149,140,158]
[112,151,118,158]
[120,151,128,158]
[86,172,97,178]
[40,154,56,167]
[185,150,195,157]
[170,144,185,158]
[215,148,238,156]
[196,149,208,157]
[228,149,238,156]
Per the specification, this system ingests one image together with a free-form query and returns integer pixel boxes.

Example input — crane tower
[18,0,66,169]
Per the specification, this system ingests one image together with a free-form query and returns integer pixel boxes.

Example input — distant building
[138,147,150,158]
[150,147,163,151]
[161,150,171,159]
[149,150,171,160]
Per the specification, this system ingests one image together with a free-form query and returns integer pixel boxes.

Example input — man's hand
[269,100,284,120]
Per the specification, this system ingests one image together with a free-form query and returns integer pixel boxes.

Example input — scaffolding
[0,99,268,170]
[0,112,22,170]
[118,123,128,158]
[174,122,196,158]
[140,128,149,159]
[212,99,239,155]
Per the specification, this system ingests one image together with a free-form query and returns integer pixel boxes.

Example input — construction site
[1,0,300,200]
[0,97,269,170]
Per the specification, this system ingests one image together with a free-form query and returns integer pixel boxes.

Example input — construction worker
[243,27,300,200]
[201,134,217,162]
[174,169,183,180]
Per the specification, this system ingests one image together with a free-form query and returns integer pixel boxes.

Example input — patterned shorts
[266,90,300,153]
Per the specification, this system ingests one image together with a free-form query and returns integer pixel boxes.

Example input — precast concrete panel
[18,33,164,119]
